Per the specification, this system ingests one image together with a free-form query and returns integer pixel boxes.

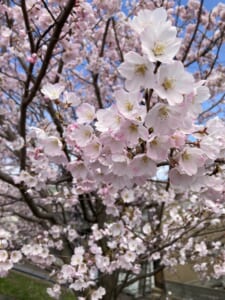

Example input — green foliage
[0,271,75,300]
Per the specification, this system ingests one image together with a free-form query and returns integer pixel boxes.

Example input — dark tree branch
[41,0,57,23]
[99,18,112,58]
[112,18,124,62]
[204,36,223,79]
[0,169,16,186]
[117,265,164,290]
[21,0,35,53]
[19,0,75,170]
[92,73,103,108]
[185,33,223,68]
[182,0,204,63]
[20,186,59,223]
[198,93,225,120]
[14,211,46,226]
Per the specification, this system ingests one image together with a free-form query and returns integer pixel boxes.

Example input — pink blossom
[76,103,96,124]
[111,154,130,176]
[0,261,13,277]
[96,105,125,134]
[154,62,194,105]
[170,132,186,148]
[195,241,208,257]
[145,103,180,135]
[71,253,83,266]
[83,137,102,160]
[130,7,168,34]
[41,83,65,100]
[178,147,206,176]
[47,284,61,300]
[169,168,195,190]
[146,135,170,161]
[143,223,152,235]
[121,188,135,203]
[63,91,81,106]
[40,136,63,156]
[67,161,88,179]
[10,251,22,263]
[186,82,210,116]
[214,263,225,278]
[70,124,94,147]
[115,120,148,146]
[27,53,37,64]
[91,287,106,300]
[115,89,144,121]
[129,154,157,177]
[118,52,154,90]
[141,22,181,63]
[109,222,125,237]
[0,250,8,262]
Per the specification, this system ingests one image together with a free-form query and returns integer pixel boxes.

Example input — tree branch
[19,0,75,170]
[182,0,204,63]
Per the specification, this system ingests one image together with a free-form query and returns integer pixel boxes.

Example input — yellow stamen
[182,151,191,161]
[158,106,169,119]
[135,64,147,76]
[150,137,158,146]
[142,155,149,163]
[152,42,166,56]
[116,115,121,124]
[84,130,91,138]
[163,78,174,90]
[125,102,134,112]
[86,112,94,120]
[129,123,138,133]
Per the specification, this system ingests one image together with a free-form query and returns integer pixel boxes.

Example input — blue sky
[204,0,223,10]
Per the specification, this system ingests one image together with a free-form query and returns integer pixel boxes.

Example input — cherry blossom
[118,52,154,91]
[141,24,181,64]
[40,136,63,157]
[41,83,65,100]
[145,103,180,135]
[154,61,194,105]
[178,147,206,176]
[0,1,225,300]
[114,89,144,121]
[76,103,96,124]
[130,7,168,35]
[47,284,61,300]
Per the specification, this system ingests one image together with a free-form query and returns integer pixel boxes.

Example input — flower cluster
[1,1,225,299]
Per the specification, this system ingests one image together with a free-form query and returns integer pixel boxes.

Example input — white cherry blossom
[118,52,154,90]
[141,22,181,64]
[154,61,194,105]
[41,83,65,100]
[130,7,168,34]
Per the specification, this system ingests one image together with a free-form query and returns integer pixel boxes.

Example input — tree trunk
[99,272,119,300]
[154,259,166,295]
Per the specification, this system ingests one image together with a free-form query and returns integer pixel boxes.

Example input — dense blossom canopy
[0,0,225,299]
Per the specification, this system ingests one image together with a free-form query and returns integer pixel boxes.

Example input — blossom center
[142,155,148,164]
[125,101,134,112]
[158,106,169,119]
[152,42,166,56]
[116,115,121,124]
[182,151,191,161]
[93,143,100,151]
[51,139,59,146]
[84,130,92,138]
[162,78,175,90]
[135,64,147,76]
[150,137,158,146]
[129,123,138,133]
[86,112,94,120]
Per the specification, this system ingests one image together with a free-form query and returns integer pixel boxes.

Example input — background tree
[0,0,225,299]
